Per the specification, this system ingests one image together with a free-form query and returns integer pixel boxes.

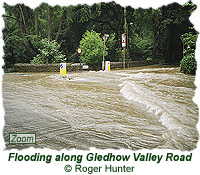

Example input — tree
[3,3,39,66]
[79,30,107,69]
[151,2,196,63]
[2,1,198,69]
[47,5,51,41]
[129,8,155,60]
[180,27,198,75]
[34,8,39,42]
[30,38,66,64]
[55,7,67,41]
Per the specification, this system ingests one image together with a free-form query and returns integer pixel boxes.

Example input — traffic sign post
[77,48,82,54]
[102,34,109,70]
[122,34,126,48]
[122,34,126,68]
[60,63,66,76]
[77,48,82,70]
[105,61,111,71]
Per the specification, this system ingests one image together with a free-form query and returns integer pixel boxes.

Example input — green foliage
[79,30,106,69]
[106,33,121,61]
[73,5,92,23]
[130,32,154,58]
[183,28,198,50]
[3,35,28,64]
[183,2,197,13]
[3,3,32,65]
[180,53,197,75]
[2,2,197,67]
[120,49,129,62]
[3,66,15,73]
[180,28,198,75]
[31,38,66,64]
[146,57,152,61]
[129,8,154,59]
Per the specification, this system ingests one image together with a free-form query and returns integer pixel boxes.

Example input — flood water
[3,65,199,150]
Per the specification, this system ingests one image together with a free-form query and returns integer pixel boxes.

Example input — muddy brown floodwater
[3,65,199,150]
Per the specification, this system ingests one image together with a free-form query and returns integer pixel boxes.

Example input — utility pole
[127,22,129,68]
[123,45,126,69]
[102,36,106,70]
[180,35,184,59]
[47,5,51,41]
[102,34,109,70]
[123,7,127,69]
[34,8,39,42]
[122,32,126,69]
[47,5,51,64]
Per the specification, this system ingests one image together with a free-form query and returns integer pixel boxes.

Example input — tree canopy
[2,1,198,70]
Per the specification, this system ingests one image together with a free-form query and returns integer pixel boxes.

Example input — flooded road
[3,65,199,150]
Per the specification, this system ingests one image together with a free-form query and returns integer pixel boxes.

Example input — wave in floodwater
[3,66,199,150]
[119,68,199,150]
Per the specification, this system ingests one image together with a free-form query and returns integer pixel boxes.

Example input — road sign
[60,63,66,76]
[105,61,111,71]
[82,65,89,70]
[122,34,126,47]
[77,48,82,54]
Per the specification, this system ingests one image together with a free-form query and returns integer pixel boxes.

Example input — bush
[30,38,66,64]
[180,27,198,75]
[3,66,15,73]
[79,30,107,69]
[180,53,197,75]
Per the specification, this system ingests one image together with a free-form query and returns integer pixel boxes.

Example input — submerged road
[3,65,199,150]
